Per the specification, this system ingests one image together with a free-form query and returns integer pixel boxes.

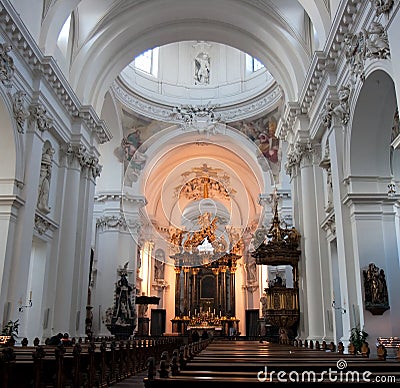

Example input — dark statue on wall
[363,263,389,315]
[104,266,137,338]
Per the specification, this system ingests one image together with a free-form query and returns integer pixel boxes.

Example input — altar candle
[195,309,197,316]
[189,310,191,317]
[29,290,32,300]
[213,308,215,315]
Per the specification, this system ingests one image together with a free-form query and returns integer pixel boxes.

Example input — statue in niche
[326,167,333,210]
[245,258,257,283]
[363,263,389,315]
[194,52,210,85]
[37,145,55,214]
[154,249,165,280]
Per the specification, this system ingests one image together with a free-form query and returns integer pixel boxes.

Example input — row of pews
[144,339,400,386]
[0,336,184,388]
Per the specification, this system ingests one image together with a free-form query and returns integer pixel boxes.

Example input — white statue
[195,53,210,85]
[37,146,54,214]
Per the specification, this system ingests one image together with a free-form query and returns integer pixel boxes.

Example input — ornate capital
[285,142,321,177]
[299,142,321,169]
[62,143,102,178]
[34,214,51,235]
[29,103,53,132]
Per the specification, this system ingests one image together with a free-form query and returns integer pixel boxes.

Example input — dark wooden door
[151,309,166,336]
[245,309,259,337]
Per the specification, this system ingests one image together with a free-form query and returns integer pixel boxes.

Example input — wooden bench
[143,340,400,386]
[0,336,184,388]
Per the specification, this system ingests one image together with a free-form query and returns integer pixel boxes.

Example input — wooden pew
[143,340,400,387]
[0,336,185,388]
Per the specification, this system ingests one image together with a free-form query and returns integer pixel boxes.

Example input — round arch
[122,124,271,243]
[62,0,313,112]
[349,69,397,181]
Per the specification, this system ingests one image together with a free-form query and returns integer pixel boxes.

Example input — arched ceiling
[122,125,269,236]
[39,0,331,113]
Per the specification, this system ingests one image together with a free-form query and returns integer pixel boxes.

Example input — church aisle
[113,370,147,388]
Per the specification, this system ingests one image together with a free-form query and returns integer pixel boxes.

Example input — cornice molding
[0,2,112,144]
[280,0,396,140]
[111,79,282,124]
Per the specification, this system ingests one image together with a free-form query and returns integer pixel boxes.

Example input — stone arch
[65,0,313,111]
[349,69,397,181]
[122,124,271,249]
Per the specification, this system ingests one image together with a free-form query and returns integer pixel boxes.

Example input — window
[57,14,72,57]
[134,47,159,77]
[245,54,264,73]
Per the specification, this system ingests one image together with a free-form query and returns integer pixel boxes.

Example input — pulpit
[252,191,301,338]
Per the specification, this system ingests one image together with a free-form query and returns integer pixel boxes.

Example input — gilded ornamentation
[12,90,30,133]
[253,190,300,333]
[176,163,236,201]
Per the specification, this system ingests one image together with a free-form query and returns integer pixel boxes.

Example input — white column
[71,156,99,337]
[328,127,352,344]
[0,197,21,324]
[298,143,325,340]
[5,128,44,338]
[53,144,83,334]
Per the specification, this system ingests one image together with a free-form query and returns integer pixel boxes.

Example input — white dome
[119,41,276,108]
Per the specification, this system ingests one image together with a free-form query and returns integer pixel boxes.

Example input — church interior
[1,0,400,385]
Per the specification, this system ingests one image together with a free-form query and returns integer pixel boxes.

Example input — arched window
[57,14,72,58]
[134,48,159,77]
[245,54,264,73]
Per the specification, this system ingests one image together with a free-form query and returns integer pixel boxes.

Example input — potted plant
[349,326,368,354]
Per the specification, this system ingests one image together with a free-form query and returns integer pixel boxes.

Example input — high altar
[169,209,241,336]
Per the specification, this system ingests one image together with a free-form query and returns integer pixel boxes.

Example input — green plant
[350,326,368,353]
[1,319,19,339]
